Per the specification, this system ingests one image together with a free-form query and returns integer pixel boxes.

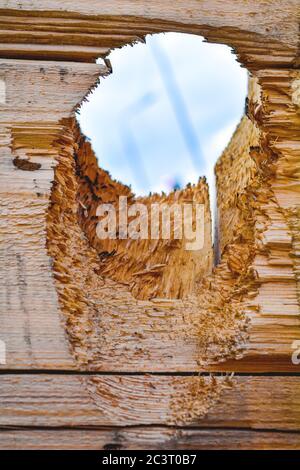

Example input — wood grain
[0,375,299,430]
[1,0,298,49]
[1,428,300,450]
[0,59,107,370]
[0,0,299,450]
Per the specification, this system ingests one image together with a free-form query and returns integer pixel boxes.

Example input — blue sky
[78,32,247,203]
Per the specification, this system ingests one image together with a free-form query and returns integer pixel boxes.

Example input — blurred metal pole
[150,37,206,175]
[119,93,157,191]
[120,124,150,191]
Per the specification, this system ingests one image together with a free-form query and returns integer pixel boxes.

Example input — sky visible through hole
[79,33,247,221]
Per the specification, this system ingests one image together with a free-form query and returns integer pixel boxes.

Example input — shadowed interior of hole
[78,32,248,247]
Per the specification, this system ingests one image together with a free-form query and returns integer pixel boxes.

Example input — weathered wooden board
[1,428,300,450]
[1,0,298,49]
[0,59,105,370]
[0,375,299,430]
[0,0,299,450]
[0,59,105,123]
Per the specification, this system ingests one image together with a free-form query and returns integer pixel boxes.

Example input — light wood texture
[1,1,298,50]
[0,59,108,369]
[0,0,299,450]
[0,3,298,374]
[0,375,299,430]
[1,428,300,450]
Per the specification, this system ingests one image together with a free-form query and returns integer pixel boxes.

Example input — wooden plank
[0,43,110,62]
[0,127,75,370]
[0,59,108,370]
[0,58,105,123]
[0,375,299,430]
[0,1,298,49]
[1,130,298,373]
[1,428,300,450]
[0,7,298,377]
[0,0,298,452]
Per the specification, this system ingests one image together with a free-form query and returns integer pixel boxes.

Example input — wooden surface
[0,0,299,449]
[0,375,300,429]
[1,428,300,450]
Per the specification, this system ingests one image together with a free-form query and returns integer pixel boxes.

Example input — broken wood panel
[45,114,300,373]
[1,428,300,450]
[0,375,299,430]
[1,163,298,373]
[0,69,298,373]
[0,8,298,378]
